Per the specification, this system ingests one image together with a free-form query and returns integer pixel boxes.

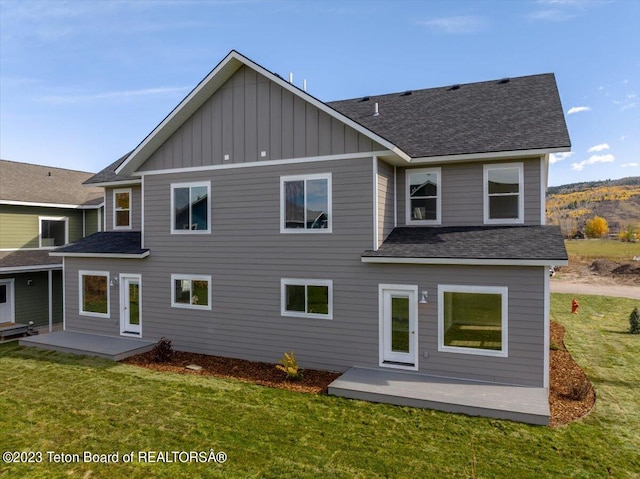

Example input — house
[0,160,103,336]
[35,51,570,423]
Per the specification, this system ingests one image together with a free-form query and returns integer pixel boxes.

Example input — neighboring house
[49,51,570,423]
[0,160,103,332]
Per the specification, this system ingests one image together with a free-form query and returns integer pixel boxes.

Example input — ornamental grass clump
[629,307,640,334]
[276,351,302,381]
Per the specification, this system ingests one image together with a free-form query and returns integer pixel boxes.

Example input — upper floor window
[171,182,211,234]
[406,168,441,225]
[39,216,68,248]
[281,173,332,233]
[483,163,524,224]
[113,188,132,230]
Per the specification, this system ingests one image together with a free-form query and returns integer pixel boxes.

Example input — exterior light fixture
[420,290,428,304]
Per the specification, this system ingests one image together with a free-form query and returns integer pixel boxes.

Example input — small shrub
[567,380,591,401]
[152,337,174,363]
[629,307,640,334]
[276,351,302,381]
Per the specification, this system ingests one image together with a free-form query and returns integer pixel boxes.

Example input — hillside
[546,176,640,236]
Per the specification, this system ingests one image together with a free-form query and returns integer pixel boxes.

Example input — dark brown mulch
[123,323,595,427]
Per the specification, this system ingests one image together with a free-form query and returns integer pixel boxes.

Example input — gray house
[42,51,570,424]
[0,160,103,336]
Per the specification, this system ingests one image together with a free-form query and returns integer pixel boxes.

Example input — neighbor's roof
[0,159,103,206]
[0,250,62,271]
[329,74,571,159]
[50,232,149,258]
[83,151,136,185]
[362,225,568,265]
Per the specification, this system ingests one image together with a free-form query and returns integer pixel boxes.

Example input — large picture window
[406,167,441,224]
[484,163,524,224]
[79,271,110,318]
[171,274,212,310]
[281,279,333,319]
[39,216,68,248]
[438,285,508,357]
[281,174,331,233]
[171,182,211,233]
[113,188,132,229]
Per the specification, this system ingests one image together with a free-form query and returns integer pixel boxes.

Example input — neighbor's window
[39,217,68,248]
[438,285,508,357]
[79,271,110,318]
[113,188,132,229]
[171,182,210,233]
[171,274,211,310]
[406,168,441,224]
[281,174,331,232]
[281,279,333,319]
[484,163,524,223]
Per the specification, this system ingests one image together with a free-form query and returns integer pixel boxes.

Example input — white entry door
[379,284,418,369]
[120,274,141,336]
[0,279,15,323]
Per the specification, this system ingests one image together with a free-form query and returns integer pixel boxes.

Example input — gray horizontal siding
[377,159,395,247]
[104,185,141,232]
[0,271,62,327]
[138,65,382,172]
[397,157,543,227]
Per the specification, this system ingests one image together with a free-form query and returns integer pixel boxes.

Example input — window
[113,188,132,229]
[438,285,508,357]
[79,271,110,318]
[484,163,524,224]
[171,274,212,310]
[281,279,333,319]
[39,216,68,247]
[281,173,331,233]
[171,182,211,233]
[406,168,441,224]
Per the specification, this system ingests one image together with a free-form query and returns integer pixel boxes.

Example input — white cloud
[549,152,573,164]
[417,16,486,34]
[570,154,616,171]
[587,143,610,152]
[567,106,591,114]
[620,163,639,168]
[38,87,189,104]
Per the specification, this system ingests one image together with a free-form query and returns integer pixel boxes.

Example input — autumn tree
[584,215,609,238]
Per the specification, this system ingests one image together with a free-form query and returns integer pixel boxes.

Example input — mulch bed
[123,322,595,427]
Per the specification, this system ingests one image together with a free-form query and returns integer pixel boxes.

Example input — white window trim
[113,188,132,230]
[79,270,110,318]
[437,284,508,358]
[170,274,212,310]
[39,216,69,249]
[281,278,333,320]
[483,162,524,224]
[280,173,332,234]
[405,167,441,225]
[170,181,211,234]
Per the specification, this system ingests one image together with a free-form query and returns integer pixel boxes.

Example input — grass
[565,238,640,261]
[1,294,639,478]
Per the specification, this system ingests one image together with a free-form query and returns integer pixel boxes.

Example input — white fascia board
[0,264,63,273]
[361,256,569,267]
[48,251,150,259]
[409,147,571,165]
[116,50,410,177]
[0,200,103,210]
[84,180,142,187]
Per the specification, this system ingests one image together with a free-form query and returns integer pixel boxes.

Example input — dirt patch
[123,326,594,427]
[554,258,640,286]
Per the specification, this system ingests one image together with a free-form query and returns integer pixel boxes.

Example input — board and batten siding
[377,159,395,248]
[397,158,543,227]
[137,65,382,172]
[103,185,142,231]
[0,205,84,249]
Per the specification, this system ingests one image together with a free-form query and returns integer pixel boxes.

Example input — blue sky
[1,0,638,186]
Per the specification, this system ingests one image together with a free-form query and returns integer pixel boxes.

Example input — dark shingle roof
[363,226,568,262]
[83,152,134,185]
[52,232,148,256]
[0,160,103,206]
[328,73,570,158]
[0,250,62,269]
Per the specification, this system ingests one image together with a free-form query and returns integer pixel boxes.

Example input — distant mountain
[546,176,640,236]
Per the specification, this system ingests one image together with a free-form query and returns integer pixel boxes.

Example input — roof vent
[498,78,510,84]
[374,102,379,116]
[401,90,412,96]
[448,84,461,91]
[360,96,370,102]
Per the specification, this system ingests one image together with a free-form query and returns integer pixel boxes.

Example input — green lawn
[1,294,639,478]
[565,238,640,261]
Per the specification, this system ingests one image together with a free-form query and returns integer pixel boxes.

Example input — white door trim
[378,283,418,371]
[0,278,15,324]
[119,273,141,336]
